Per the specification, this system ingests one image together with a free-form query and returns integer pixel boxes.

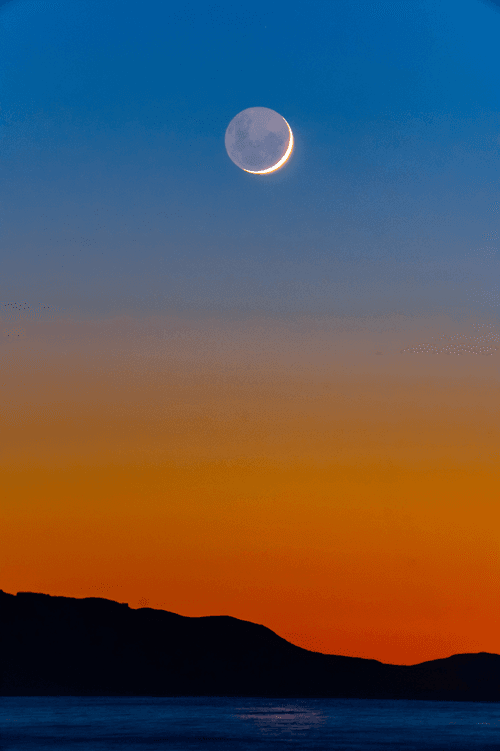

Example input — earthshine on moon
[225,107,294,174]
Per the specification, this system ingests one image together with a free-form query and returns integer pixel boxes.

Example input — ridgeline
[1,590,498,700]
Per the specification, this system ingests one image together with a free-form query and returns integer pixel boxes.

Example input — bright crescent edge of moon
[242,119,294,174]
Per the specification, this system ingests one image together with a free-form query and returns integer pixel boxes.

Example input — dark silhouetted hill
[1,589,499,700]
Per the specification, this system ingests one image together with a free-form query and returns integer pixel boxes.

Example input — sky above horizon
[1,0,499,665]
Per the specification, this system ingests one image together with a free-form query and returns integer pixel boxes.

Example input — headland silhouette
[1,589,498,700]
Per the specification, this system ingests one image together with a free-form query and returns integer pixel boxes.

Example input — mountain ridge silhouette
[1,589,498,700]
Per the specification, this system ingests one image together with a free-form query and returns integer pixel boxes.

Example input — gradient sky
[1,0,499,665]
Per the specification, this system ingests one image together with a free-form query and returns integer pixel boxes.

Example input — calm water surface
[1,696,499,750]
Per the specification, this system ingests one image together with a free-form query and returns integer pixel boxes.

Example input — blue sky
[1,0,499,321]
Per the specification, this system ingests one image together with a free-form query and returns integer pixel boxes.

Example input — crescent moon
[242,119,294,175]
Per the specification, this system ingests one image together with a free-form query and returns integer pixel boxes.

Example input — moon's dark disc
[225,107,292,173]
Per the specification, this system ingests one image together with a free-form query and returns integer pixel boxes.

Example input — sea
[1,696,499,750]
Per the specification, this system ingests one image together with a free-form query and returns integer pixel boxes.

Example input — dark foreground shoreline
[1,589,498,701]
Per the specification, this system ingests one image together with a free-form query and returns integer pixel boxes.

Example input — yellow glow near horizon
[243,120,294,175]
